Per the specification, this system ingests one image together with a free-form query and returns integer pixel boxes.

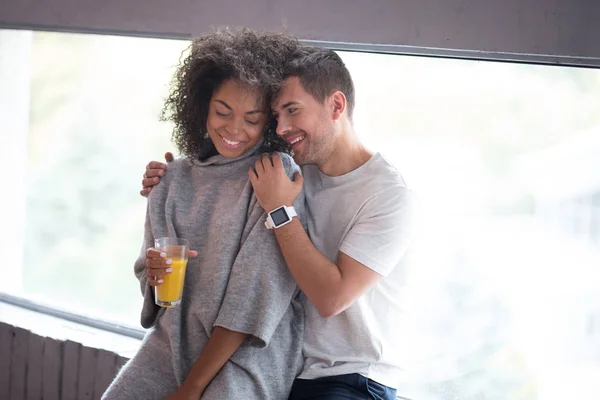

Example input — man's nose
[276,116,291,136]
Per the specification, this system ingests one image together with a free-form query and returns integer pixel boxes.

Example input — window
[0,29,187,325]
[340,52,600,398]
[1,28,599,399]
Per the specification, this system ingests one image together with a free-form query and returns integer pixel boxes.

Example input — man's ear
[331,91,347,121]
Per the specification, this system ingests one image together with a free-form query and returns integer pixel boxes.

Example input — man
[142,46,418,399]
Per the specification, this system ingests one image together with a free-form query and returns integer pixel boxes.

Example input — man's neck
[318,125,372,177]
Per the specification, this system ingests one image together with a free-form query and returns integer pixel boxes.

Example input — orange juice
[155,257,188,307]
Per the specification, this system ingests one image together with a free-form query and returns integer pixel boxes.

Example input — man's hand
[249,153,303,212]
[140,152,174,197]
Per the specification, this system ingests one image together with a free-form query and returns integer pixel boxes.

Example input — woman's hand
[164,384,203,400]
[145,247,198,286]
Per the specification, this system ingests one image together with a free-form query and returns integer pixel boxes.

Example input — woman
[103,29,305,400]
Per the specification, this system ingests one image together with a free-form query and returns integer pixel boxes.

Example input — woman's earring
[203,132,209,139]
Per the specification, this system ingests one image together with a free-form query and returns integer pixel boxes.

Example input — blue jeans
[288,373,397,400]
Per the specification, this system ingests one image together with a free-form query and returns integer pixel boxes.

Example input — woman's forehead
[213,80,265,110]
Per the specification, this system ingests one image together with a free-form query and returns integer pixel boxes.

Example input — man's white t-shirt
[298,152,419,389]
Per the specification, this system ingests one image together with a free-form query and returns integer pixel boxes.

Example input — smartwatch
[264,206,297,229]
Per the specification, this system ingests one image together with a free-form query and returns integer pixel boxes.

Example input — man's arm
[249,153,385,318]
[272,218,381,318]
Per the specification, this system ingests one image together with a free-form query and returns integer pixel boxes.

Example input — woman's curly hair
[161,28,299,159]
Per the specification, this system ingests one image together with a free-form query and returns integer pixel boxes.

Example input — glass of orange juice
[154,237,189,308]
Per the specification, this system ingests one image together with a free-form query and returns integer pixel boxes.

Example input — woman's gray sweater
[103,145,305,400]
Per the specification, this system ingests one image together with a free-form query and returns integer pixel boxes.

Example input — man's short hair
[284,47,356,119]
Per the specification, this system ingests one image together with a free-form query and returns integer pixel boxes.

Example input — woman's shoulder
[276,152,300,178]
[148,157,204,205]
[148,158,192,198]
[165,157,195,178]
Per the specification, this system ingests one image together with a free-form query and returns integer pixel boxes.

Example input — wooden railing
[0,321,129,400]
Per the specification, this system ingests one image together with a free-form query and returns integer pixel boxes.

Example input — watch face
[270,207,290,226]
